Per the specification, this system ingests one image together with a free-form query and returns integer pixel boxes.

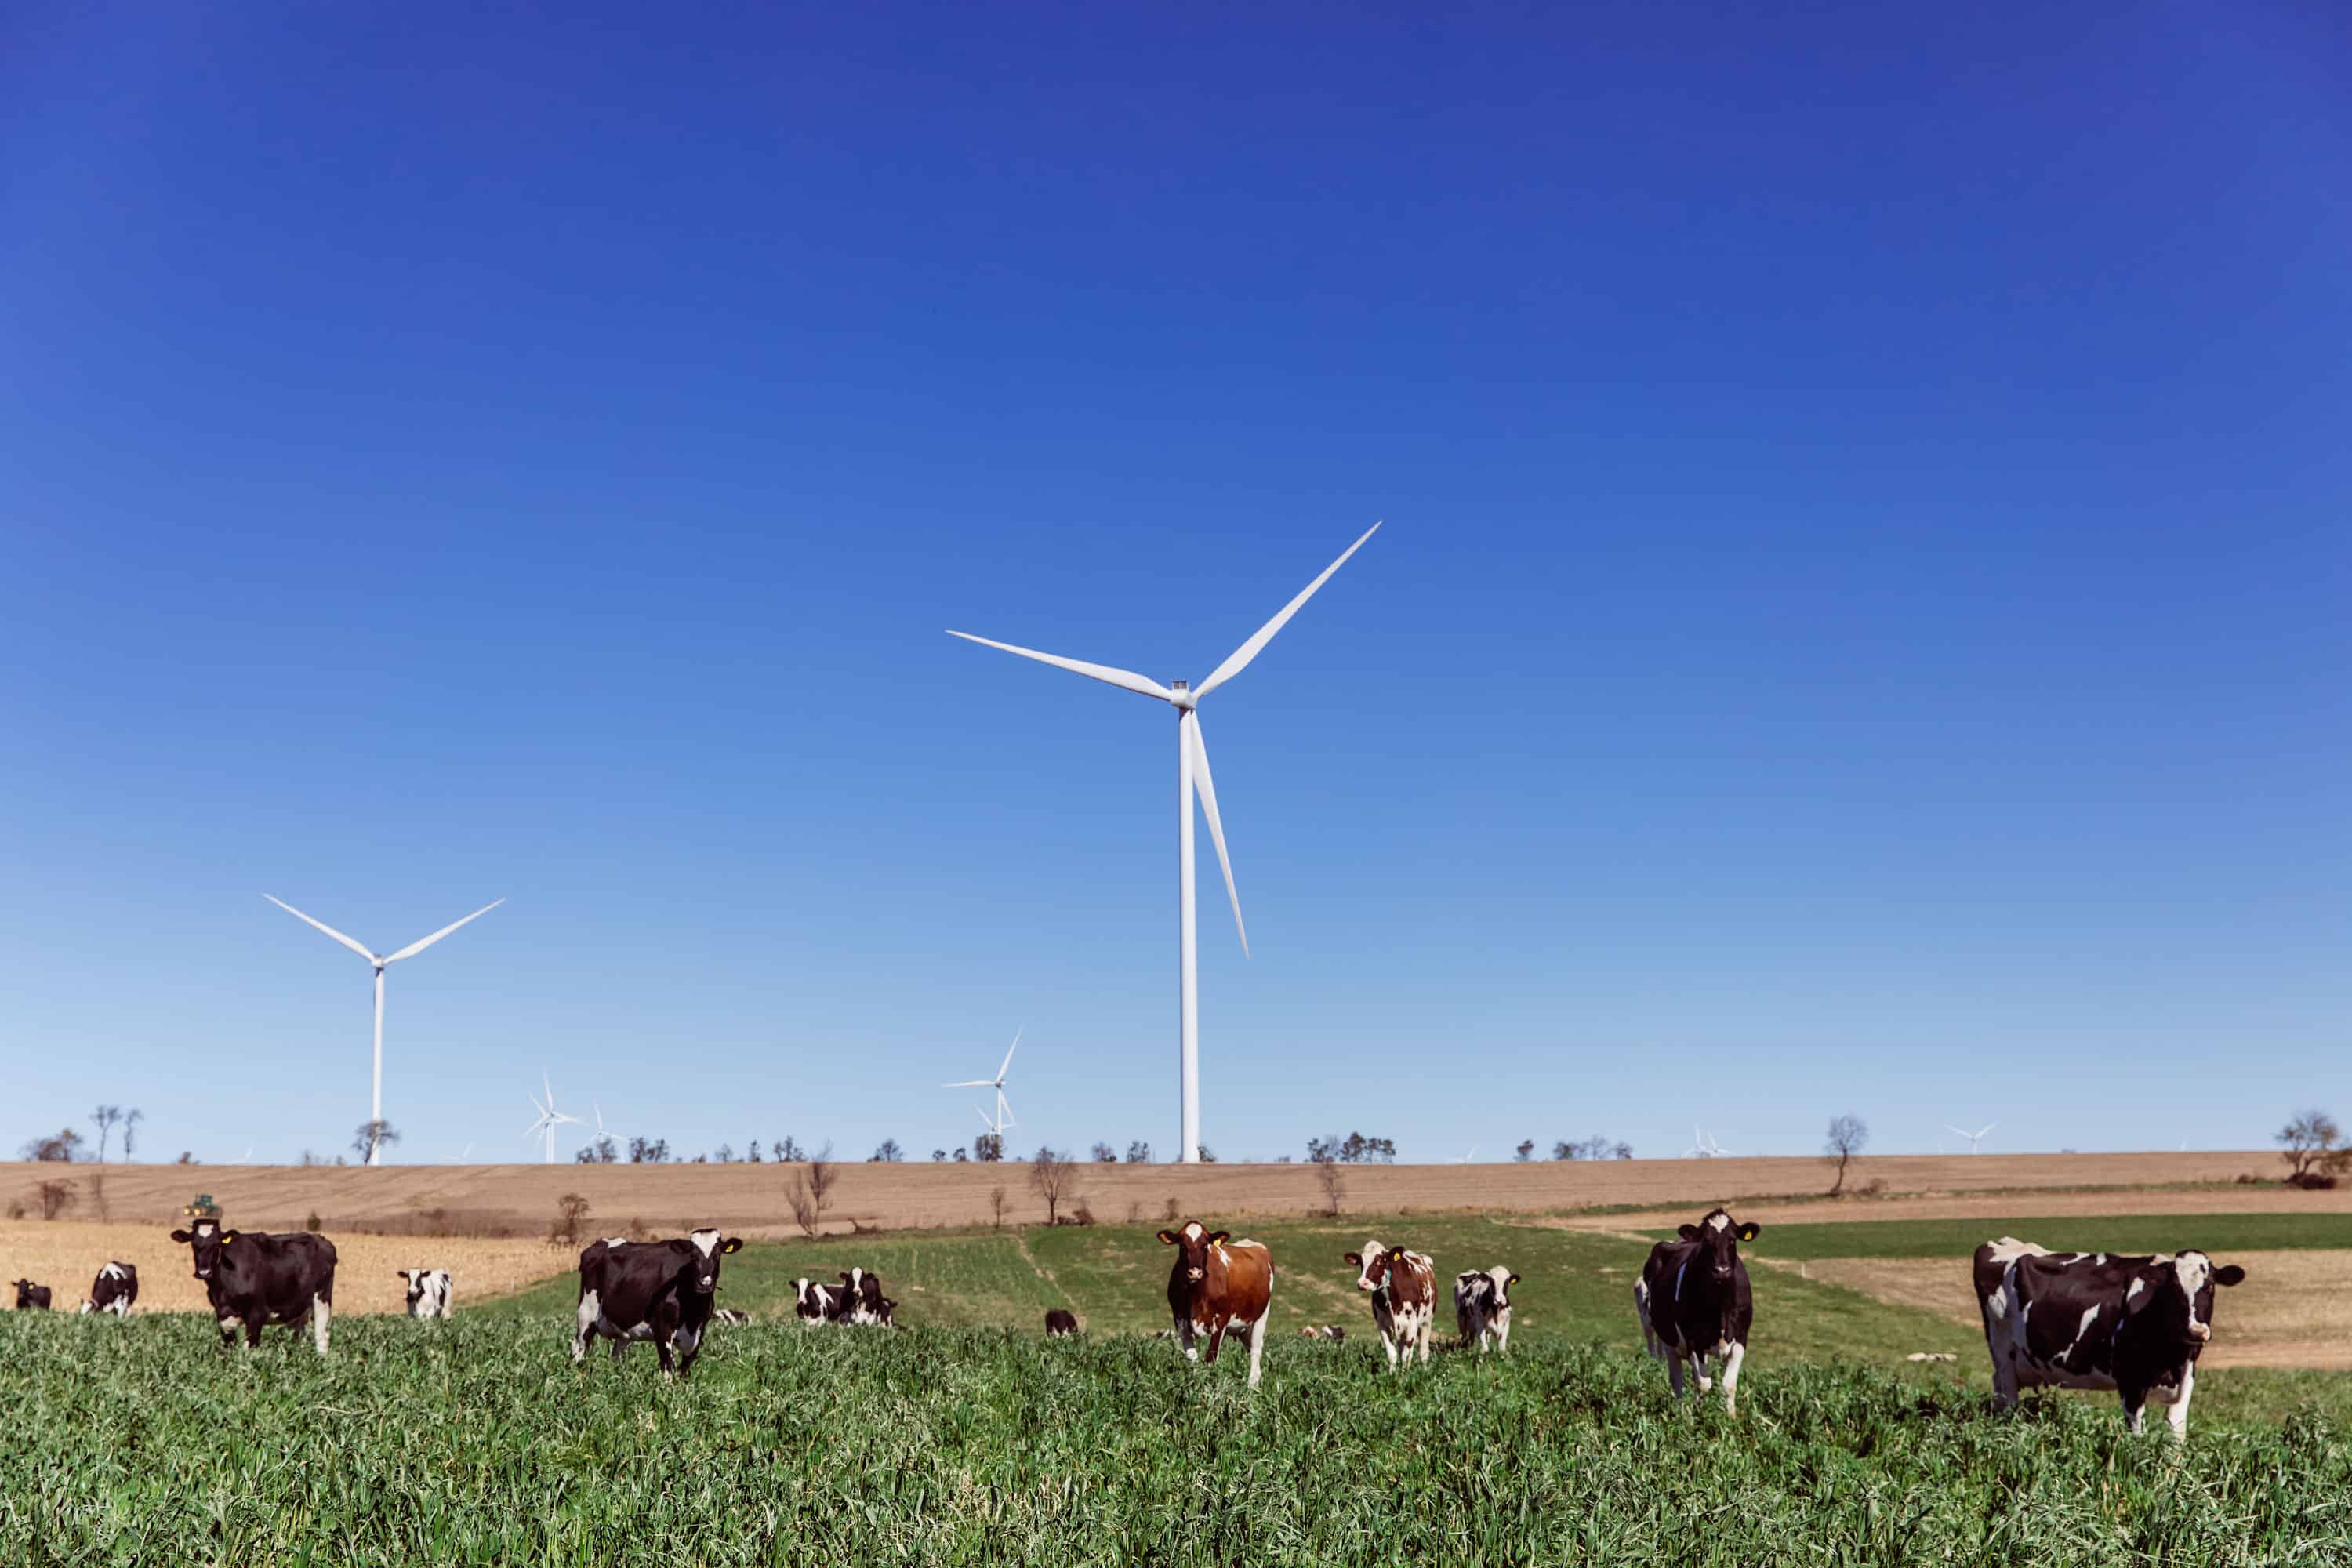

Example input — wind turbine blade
[977,1106,996,1131]
[946,631,1172,703]
[1192,521,1381,700]
[383,898,505,964]
[263,895,378,964]
[1187,716,1248,956]
[996,1026,1022,1086]
[999,1093,1015,1127]
[943,1080,995,1088]
[1978,1124,1995,1138]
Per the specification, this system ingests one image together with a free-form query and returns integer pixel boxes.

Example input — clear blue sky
[4,2,2345,1167]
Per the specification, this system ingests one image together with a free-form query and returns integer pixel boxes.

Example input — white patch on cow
[100,1263,125,1281]
[2163,1360,2196,1437]
[1719,1338,1747,1416]
[2126,1278,2147,1302]
[1705,1213,1730,1232]
[311,1293,332,1356]
[1181,1221,1204,1240]
[689,1229,722,1257]
[601,1236,628,1249]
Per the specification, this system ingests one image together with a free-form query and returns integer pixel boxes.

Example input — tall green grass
[5,1311,2347,1566]
[1676,1212,2352,1261]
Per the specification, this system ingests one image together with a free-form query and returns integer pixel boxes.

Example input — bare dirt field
[1780,1251,2352,1370]
[0,1221,579,1318]
[0,1150,2297,1241]
[1544,1184,2352,1235]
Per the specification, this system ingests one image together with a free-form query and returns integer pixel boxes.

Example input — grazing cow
[1345,1240,1437,1370]
[572,1230,743,1378]
[1159,1219,1276,1387]
[1973,1236,2246,1436]
[397,1269,454,1319]
[792,1277,840,1324]
[1454,1266,1519,1355]
[11,1279,50,1311]
[79,1262,139,1317]
[1045,1308,1080,1336]
[169,1218,338,1354]
[1635,1208,1758,1414]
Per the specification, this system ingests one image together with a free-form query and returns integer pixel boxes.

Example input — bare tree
[34,1178,77,1220]
[90,1105,123,1163]
[122,1109,144,1162]
[1091,1141,1117,1163]
[2278,1110,2351,1188]
[786,1145,838,1238]
[20,1128,82,1163]
[550,1192,592,1246]
[1824,1114,1869,1196]
[575,1135,618,1164]
[352,1120,400,1163]
[1029,1147,1078,1225]
[1315,1156,1346,1218]
[1125,1140,1152,1163]
[870,1138,903,1163]
[989,1186,1008,1229]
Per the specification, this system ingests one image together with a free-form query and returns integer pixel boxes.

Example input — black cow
[572,1229,743,1378]
[169,1218,339,1353]
[1635,1207,1759,1415]
[11,1279,49,1311]
[1974,1236,2247,1436]
[80,1261,139,1316]
[1044,1308,1080,1336]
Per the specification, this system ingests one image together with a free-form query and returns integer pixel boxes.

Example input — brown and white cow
[1344,1240,1436,1371]
[1158,1219,1275,1387]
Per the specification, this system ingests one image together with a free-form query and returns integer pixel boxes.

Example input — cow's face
[1343,1240,1391,1291]
[1677,1210,1759,1283]
[1490,1269,1519,1313]
[2129,1250,2246,1347]
[1158,1221,1227,1284]
[9,1280,34,1308]
[169,1220,237,1282]
[684,1230,742,1295]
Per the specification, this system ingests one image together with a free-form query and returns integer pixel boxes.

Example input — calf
[792,1277,840,1324]
[1635,1208,1758,1414]
[79,1262,139,1317]
[572,1230,743,1378]
[169,1218,338,1354]
[836,1267,890,1326]
[1297,1324,1348,1341]
[1345,1240,1436,1370]
[1044,1308,1080,1336]
[1454,1266,1518,1355]
[713,1308,753,1327]
[1160,1219,1276,1387]
[397,1269,454,1319]
[11,1279,50,1311]
[1973,1236,2246,1436]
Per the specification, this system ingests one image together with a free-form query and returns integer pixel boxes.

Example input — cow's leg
[1174,1309,1197,1363]
[1245,1313,1269,1388]
[2164,1364,2195,1439]
[312,1293,332,1356]
[655,1330,677,1379]
[572,1294,596,1364]
[1693,1352,1713,1395]
[217,1314,242,1350]
[1988,1347,2018,1411]
[245,1316,266,1350]
[1497,1316,1511,1356]
[611,1339,626,1364]
[1665,1348,1687,1400]
[2122,1394,2147,1434]
[675,1323,703,1380]
[1203,1321,1226,1365]
[1381,1330,1399,1370]
[1719,1341,1747,1417]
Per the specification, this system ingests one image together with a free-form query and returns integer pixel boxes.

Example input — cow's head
[1491,1269,1520,1312]
[684,1229,742,1295]
[1158,1220,1227,1284]
[1677,1209,1759,1283]
[1342,1240,1392,1291]
[396,1269,444,1309]
[169,1219,238,1282]
[9,1280,38,1308]
[2128,1250,2246,1348]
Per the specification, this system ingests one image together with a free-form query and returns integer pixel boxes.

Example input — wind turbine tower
[524,1073,583,1165]
[1946,1122,1996,1155]
[946,1029,1022,1142]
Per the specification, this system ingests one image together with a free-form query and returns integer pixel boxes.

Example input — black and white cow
[1635,1208,1758,1415]
[836,1268,891,1327]
[397,1269,453,1319]
[1973,1236,2247,1436]
[1045,1308,1080,1336]
[792,1276,840,1324]
[1454,1265,1518,1355]
[169,1218,339,1354]
[572,1229,742,1378]
[713,1308,753,1327]
[79,1262,139,1316]
[11,1279,50,1311]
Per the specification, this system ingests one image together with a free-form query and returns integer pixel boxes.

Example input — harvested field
[0,1222,579,1317]
[1546,1183,2352,1235]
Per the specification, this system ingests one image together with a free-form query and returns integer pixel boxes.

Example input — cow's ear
[1157,1230,1180,1246]
[1677,1224,1700,1241]
[1507,1274,1521,1288]
[169,1229,192,1243]
[1342,1252,1362,1266]
[2214,1265,2246,1287]
[1737,1223,1761,1243]
[221,1231,241,1245]
[1208,1230,1230,1247]
[721,1237,742,1254]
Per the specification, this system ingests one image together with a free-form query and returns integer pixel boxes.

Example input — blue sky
[3,2,2345,1167]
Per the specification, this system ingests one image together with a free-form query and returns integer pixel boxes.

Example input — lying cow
[1298,1324,1348,1341]
[1973,1236,2246,1436]
[397,1269,454,1319]
[169,1218,338,1354]
[573,1231,743,1378]
[79,1262,139,1316]
[11,1279,49,1311]
[1635,1208,1758,1414]
[792,1277,840,1324]
[1345,1240,1436,1370]
[1045,1308,1080,1336]
[1160,1219,1275,1386]
[1454,1266,1518,1355]
[713,1307,753,1326]
[836,1267,892,1326]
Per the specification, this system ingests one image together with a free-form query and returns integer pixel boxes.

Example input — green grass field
[1668,1212,2352,1261]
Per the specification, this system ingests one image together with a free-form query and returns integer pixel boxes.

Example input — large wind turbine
[1946,1122,1995,1155]
[949,523,1381,1163]
[945,1028,1021,1141]
[524,1073,583,1164]
[263,894,504,1164]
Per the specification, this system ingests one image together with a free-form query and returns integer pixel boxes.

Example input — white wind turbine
[1946,1121,1995,1155]
[264,895,504,1165]
[1448,1145,1479,1164]
[1684,1127,1732,1158]
[949,523,1381,1163]
[946,1028,1021,1142]
[524,1073,583,1164]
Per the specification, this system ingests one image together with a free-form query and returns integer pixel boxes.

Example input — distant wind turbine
[1945,1122,1996,1155]
[1446,1145,1479,1164]
[264,894,503,1164]
[523,1073,583,1164]
[949,524,1381,1163]
[1683,1127,1732,1159]
[946,1029,1022,1141]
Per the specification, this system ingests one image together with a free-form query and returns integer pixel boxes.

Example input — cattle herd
[0,1205,2252,1436]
